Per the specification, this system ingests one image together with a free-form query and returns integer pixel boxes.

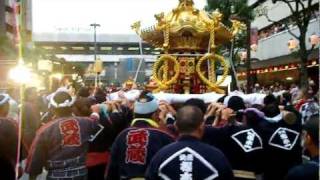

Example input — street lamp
[90,23,101,87]
[9,60,32,84]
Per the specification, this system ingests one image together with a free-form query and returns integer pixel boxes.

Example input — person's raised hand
[118,90,126,99]
[91,104,100,114]
[212,108,223,127]
[158,104,169,123]
[221,108,235,121]
[206,102,225,118]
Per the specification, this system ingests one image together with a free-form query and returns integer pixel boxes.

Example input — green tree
[258,0,317,88]
[206,0,255,91]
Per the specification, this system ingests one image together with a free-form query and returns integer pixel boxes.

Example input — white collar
[265,113,283,123]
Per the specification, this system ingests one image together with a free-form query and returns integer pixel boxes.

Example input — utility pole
[90,23,100,87]
[134,37,144,82]
[246,21,252,93]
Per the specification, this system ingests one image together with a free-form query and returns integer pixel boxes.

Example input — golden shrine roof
[132,0,242,52]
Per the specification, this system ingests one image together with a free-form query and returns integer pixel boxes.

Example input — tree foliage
[206,0,254,25]
[206,0,254,59]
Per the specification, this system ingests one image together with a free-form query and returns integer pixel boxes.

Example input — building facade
[239,0,319,87]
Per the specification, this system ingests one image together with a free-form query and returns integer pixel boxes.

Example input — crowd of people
[0,80,319,180]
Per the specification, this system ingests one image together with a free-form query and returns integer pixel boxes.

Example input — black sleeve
[109,106,133,137]
[285,166,304,180]
[216,151,235,180]
[88,113,114,152]
[0,121,18,163]
[25,131,48,176]
[145,152,162,180]
[202,126,225,148]
[105,136,121,180]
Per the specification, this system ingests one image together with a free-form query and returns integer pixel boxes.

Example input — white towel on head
[241,93,266,105]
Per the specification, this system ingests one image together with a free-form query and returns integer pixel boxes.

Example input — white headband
[50,96,75,108]
[0,94,10,106]
[134,98,159,114]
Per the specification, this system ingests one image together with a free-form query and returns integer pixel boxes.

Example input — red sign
[59,119,81,147]
[126,129,149,165]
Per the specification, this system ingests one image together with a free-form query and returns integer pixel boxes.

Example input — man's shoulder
[158,140,222,157]
[196,140,225,156]
[146,128,175,139]
[0,118,17,135]
[287,162,319,179]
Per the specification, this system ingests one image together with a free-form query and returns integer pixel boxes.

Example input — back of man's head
[94,87,106,103]
[281,92,292,105]
[51,91,73,117]
[77,87,90,98]
[184,98,206,114]
[176,106,204,134]
[303,114,319,147]
[264,94,278,106]
[228,96,245,112]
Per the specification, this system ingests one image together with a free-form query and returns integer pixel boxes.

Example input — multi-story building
[33,33,159,84]
[239,0,319,87]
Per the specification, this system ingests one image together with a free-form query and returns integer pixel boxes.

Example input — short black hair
[303,114,319,147]
[73,98,92,116]
[184,98,206,114]
[244,110,263,127]
[217,95,227,103]
[176,106,204,134]
[94,88,106,103]
[282,92,292,103]
[262,103,281,118]
[228,96,245,112]
[77,87,90,98]
[264,94,278,106]
[53,91,73,117]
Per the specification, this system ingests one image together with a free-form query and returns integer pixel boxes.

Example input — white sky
[32,0,207,34]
